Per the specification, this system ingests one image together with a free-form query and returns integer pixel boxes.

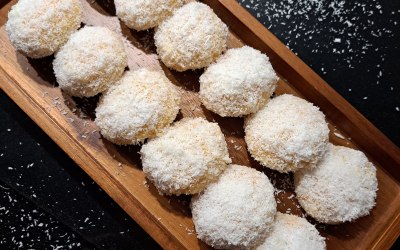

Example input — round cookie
[199,46,278,117]
[244,94,329,173]
[6,0,82,58]
[154,2,228,71]
[140,117,231,195]
[53,26,127,97]
[95,69,180,145]
[294,144,378,224]
[191,164,277,249]
[115,0,186,31]
[255,213,326,250]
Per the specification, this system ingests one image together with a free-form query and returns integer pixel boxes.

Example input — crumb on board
[334,132,346,140]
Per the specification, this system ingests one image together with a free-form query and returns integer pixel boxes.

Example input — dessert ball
[199,46,278,117]
[53,26,127,97]
[294,144,378,224]
[6,0,82,58]
[140,117,231,195]
[154,2,228,71]
[255,213,326,250]
[245,94,329,173]
[115,0,186,31]
[95,69,180,145]
[191,164,277,249]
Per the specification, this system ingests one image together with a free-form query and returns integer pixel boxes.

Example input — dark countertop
[0,0,399,249]
[240,0,399,145]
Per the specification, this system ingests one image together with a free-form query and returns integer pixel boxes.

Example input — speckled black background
[239,0,400,146]
[0,0,399,249]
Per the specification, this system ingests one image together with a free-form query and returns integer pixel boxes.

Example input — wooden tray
[1,1,400,249]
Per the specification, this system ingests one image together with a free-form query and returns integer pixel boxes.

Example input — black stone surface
[0,0,399,249]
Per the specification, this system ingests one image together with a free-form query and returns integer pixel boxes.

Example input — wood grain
[0,1,399,249]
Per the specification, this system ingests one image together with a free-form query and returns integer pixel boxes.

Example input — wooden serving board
[1,0,400,249]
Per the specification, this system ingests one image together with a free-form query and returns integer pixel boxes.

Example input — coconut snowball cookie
[53,26,127,97]
[140,118,231,195]
[244,94,329,173]
[6,0,82,58]
[191,165,277,249]
[154,2,228,71]
[294,144,378,224]
[95,69,180,145]
[255,213,326,250]
[114,0,186,31]
[199,46,278,117]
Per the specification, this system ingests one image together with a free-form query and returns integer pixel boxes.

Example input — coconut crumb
[141,118,231,195]
[200,46,278,117]
[294,144,378,224]
[191,165,276,249]
[115,0,186,31]
[154,2,228,71]
[245,94,329,173]
[53,26,127,97]
[6,0,83,58]
[255,213,326,250]
[95,69,180,145]
[333,132,346,140]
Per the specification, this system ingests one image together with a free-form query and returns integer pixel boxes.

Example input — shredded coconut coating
[200,46,278,117]
[191,165,277,249]
[95,69,180,145]
[294,144,378,224]
[244,94,329,173]
[53,26,127,97]
[154,2,228,71]
[6,0,82,59]
[140,118,231,195]
[115,0,186,31]
[255,213,326,250]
